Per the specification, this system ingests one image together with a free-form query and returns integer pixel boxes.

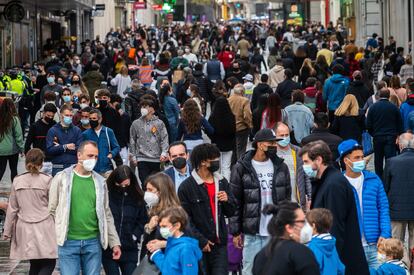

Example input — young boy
[376,238,409,275]
[307,208,345,275]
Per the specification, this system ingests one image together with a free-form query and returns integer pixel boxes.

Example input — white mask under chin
[82,159,96,172]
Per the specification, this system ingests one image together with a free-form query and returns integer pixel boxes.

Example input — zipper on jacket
[119,192,126,239]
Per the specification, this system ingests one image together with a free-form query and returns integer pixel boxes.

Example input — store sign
[3,1,25,23]
[95,4,105,10]
[152,4,163,11]
[133,1,146,9]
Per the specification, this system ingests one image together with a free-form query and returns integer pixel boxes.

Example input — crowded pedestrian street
[1,0,414,274]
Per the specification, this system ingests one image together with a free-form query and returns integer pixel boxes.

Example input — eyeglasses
[293,219,305,224]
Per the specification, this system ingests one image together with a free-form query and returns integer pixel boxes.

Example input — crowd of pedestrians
[0,20,414,275]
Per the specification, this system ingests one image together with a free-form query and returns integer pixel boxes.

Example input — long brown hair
[182,99,202,134]
[145,172,181,217]
[0,98,18,139]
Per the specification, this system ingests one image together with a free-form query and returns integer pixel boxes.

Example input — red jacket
[218,51,235,70]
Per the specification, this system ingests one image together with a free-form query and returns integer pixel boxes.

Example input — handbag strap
[105,127,111,153]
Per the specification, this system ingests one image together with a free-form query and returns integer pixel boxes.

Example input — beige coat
[268,65,285,90]
[3,172,57,260]
[228,95,253,132]
[48,166,120,249]
[237,39,251,58]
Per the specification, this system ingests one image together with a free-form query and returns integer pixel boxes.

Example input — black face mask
[265,146,277,158]
[233,67,240,72]
[90,120,99,129]
[207,160,220,173]
[99,100,108,108]
[44,117,54,124]
[72,80,80,85]
[172,157,187,170]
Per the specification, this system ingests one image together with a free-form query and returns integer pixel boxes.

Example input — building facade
[0,0,94,68]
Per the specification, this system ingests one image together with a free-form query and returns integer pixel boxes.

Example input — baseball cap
[243,74,253,82]
[253,129,282,142]
[337,139,363,161]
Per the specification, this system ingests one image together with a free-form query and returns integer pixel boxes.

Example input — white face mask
[82,158,96,172]
[299,222,313,244]
[144,191,159,207]
[141,108,149,117]
[80,103,88,109]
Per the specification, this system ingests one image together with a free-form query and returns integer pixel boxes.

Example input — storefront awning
[19,0,94,10]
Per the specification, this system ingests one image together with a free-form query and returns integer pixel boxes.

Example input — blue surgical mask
[63,95,71,103]
[277,137,290,147]
[47,76,55,84]
[303,164,317,178]
[80,119,90,125]
[186,89,192,97]
[348,159,365,173]
[63,116,72,126]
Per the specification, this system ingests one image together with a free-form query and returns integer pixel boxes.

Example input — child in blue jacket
[375,238,409,275]
[148,206,202,275]
[307,208,345,275]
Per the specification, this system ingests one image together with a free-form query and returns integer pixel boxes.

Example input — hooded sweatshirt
[400,94,414,131]
[375,260,409,275]
[243,82,255,101]
[323,74,350,111]
[308,234,345,275]
[152,236,202,275]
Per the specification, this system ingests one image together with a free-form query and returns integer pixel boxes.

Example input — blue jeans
[242,234,270,275]
[58,238,102,275]
[364,243,380,270]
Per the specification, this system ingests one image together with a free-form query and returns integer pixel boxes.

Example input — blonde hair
[378,238,404,260]
[300,58,316,76]
[120,65,129,76]
[334,94,359,116]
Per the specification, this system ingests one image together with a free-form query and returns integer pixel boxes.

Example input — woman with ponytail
[3,148,57,274]
[252,201,320,275]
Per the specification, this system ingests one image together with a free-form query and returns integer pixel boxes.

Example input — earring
[289,234,293,239]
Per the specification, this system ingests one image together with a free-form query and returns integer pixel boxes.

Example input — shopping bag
[132,256,159,275]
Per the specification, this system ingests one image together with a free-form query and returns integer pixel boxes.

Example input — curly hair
[181,99,202,134]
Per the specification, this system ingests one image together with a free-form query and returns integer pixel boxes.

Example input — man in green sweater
[49,140,121,274]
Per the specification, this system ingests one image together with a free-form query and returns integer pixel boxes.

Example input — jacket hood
[330,74,348,83]
[304,87,318,98]
[127,91,144,101]
[350,80,364,87]
[406,94,414,105]
[271,65,284,73]
[167,236,202,259]
[310,235,337,257]
[192,70,203,77]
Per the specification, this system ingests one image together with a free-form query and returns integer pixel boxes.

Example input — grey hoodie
[130,115,169,162]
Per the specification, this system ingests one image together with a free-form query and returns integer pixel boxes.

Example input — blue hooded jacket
[323,74,350,111]
[308,234,345,275]
[375,260,409,275]
[348,171,391,244]
[82,126,120,173]
[152,236,202,275]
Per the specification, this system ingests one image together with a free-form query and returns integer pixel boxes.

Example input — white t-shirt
[345,174,367,245]
[252,158,274,236]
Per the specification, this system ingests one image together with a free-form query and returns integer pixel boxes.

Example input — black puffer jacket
[229,150,291,235]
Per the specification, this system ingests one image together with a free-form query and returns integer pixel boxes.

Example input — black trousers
[201,243,228,275]
[373,135,397,179]
[0,153,19,183]
[137,161,161,188]
[29,259,56,275]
